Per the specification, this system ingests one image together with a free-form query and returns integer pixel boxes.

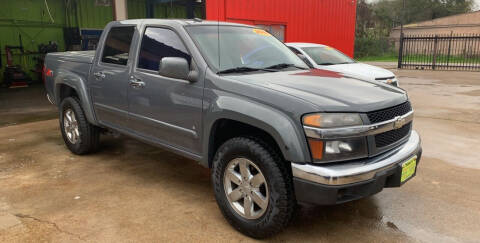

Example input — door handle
[93,72,106,79]
[129,78,145,88]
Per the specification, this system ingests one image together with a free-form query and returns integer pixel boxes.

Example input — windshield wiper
[217,66,275,74]
[264,63,307,70]
[319,62,354,65]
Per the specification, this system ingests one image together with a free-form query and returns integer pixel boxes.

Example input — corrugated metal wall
[128,0,148,19]
[1,0,355,83]
[0,0,202,83]
[76,0,113,29]
[0,0,66,82]
[128,0,204,19]
[0,0,114,82]
[206,0,357,57]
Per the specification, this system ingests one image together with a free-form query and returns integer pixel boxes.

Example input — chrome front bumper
[291,130,421,186]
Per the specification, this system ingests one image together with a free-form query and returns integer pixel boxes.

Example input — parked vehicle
[286,42,400,86]
[44,19,421,238]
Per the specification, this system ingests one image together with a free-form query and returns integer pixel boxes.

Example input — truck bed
[44,51,96,105]
[47,51,96,64]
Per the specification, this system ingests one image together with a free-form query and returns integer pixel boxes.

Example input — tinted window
[138,27,191,71]
[301,46,355,65]
[101,26,135,65]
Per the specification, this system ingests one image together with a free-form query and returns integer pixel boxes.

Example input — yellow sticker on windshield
[253,29,271,36]
[324,46,334,50]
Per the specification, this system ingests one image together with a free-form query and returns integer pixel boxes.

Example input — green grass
[356,54,480,63]
[401,54,480,63]
[355,54,398,62]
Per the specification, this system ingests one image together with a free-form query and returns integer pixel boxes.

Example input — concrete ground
[0,70,479,242]
[0,84,57,127]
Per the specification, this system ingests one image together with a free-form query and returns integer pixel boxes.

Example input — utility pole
[398,0,406,69]
[400,0,406,36]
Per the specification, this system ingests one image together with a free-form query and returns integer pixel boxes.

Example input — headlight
[386,77,399,87]
[303,113,362,128]
[307,137,368,162]
[303,113,368,162]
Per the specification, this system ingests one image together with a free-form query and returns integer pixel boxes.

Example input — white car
[286,42,399,86]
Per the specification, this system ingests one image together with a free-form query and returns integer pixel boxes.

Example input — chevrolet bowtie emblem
[393,116,406,129]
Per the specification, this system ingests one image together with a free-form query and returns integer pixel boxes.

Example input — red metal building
[205,0,358,57]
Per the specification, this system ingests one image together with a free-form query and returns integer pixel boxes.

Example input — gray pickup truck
[45,19,422,238]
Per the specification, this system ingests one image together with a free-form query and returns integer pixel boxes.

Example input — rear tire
[59,97,100,155]
[212,137,295,238]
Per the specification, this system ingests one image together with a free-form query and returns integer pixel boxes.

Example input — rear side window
[137,27,191,71]
[101,26,135,66]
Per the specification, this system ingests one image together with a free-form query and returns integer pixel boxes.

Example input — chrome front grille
[367,101,412,124]
[367,101,413,150]
[375,122,412,148]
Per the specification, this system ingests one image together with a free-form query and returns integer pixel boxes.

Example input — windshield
[301,46,355,65]
[186,26,308,73]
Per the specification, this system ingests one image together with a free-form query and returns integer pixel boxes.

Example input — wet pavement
[0,70,479,242]
[0,84,57,127]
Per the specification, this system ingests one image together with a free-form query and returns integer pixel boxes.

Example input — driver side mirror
[297,54,313,68]
[159,57,198,82]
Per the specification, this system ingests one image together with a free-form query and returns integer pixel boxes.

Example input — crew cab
[44,19,421,238]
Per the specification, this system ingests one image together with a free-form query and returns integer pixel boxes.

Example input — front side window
[101,26,135,65]
[301,46,355,66]
[186,26,307,73]
[137,27,191,71]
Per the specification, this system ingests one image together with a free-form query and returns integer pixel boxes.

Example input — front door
[127,27,203,156]
[90,26,136,129]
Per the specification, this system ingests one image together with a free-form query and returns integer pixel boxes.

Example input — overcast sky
[365,0,480,10]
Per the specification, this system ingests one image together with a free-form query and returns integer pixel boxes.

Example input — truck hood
[226,69,407,112]
[315,63,395,82]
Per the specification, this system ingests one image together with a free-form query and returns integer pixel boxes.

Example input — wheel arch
[54,69,98,125]
[202,96,310,168]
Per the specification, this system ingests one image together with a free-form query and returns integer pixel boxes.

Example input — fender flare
[202,96,310,167]
[54,68,98,125]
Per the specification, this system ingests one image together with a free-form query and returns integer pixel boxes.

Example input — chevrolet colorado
[44,19,422,238]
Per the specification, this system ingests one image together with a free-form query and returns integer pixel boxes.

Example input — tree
[356,0,375,38]
[354,0,475,58]
[372,0,475,34]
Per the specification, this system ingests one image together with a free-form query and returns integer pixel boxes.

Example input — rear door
[127,26,203,156]
[90,26,136,129]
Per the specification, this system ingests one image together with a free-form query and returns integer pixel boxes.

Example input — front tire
[59,97,100,155]
[212,137,295,238]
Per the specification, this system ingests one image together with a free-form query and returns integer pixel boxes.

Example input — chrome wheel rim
[223,158,269,219]
[63,109,80,144]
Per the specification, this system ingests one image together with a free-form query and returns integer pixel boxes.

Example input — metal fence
[398,34,480,71]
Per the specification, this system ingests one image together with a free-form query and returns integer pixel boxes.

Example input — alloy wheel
[223,158,269,219]
[63,109,80,144]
